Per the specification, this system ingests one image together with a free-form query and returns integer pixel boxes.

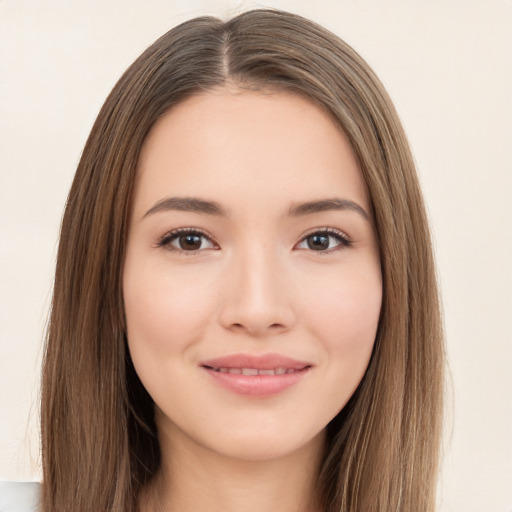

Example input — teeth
[212,366,299,375]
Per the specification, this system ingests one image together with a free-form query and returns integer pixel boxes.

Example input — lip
[200,353,312,397]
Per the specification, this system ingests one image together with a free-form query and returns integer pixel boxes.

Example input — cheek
[123,259,223,411]
[123,259,218,358]
[302,263,382,376]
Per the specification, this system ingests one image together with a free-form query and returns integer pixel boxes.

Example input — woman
[12,8,443,512]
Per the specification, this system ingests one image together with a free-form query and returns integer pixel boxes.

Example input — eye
[295,228,352,252]
[158,228,218,253]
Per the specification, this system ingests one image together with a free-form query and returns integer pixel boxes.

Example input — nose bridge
[219,238,294,335]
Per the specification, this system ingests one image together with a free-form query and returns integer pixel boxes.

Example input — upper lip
[200,353,312,371]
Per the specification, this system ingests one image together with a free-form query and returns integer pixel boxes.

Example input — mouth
[203,366,305,375]
[199,353,312,397]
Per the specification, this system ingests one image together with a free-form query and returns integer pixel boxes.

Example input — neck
[141,426,325,512]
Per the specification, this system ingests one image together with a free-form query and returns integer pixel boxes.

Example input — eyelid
[294,227,353,252]
[299,226,351,240]
[156,226,352,254]
[157,227,219,254]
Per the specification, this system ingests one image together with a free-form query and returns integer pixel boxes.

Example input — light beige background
[1,1,511,510]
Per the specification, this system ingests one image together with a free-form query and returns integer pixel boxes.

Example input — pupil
[180,234,201,250]
[308,234,329,250]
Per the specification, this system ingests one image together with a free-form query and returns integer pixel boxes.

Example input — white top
[0,482,40,512]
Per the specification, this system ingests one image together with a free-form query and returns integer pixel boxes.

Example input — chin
[217,431,324,463]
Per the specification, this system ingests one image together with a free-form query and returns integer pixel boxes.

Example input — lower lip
[202,367,310,397]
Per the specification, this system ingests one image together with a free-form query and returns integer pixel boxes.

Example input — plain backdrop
[1,1,511,511]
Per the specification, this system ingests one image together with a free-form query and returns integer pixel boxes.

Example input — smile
[200,353,312,397]
[207,367,301,375]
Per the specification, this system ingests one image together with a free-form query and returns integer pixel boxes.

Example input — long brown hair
[41,9,444,512]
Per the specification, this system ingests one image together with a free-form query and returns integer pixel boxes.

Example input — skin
[123,87,382,512]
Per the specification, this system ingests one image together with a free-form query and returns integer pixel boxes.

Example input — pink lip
[200,353,312,397]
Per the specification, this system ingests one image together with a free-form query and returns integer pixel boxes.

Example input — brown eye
[306,234,330,250]
[179,234,203,250]
[295,229,352,252]
[158,229,217,252]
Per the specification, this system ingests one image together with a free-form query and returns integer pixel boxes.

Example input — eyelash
[297,227,353,254]
[157,228,219,255]
[156,227,352,255]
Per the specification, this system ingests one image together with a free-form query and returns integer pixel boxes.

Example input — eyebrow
[143,196,369,221]
[143,197,229,218]
[287,198,370,220]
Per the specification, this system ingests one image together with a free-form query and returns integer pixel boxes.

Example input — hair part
[41,9,444,512]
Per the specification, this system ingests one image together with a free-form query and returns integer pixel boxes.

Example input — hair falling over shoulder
[40,9,444,512]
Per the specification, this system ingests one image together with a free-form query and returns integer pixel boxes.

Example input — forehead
[134,87,369,217]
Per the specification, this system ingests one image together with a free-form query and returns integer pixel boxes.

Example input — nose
[218,246,296,337]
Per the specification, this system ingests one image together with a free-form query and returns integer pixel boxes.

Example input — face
[123,88,382,463]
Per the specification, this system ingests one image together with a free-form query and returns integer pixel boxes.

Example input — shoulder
[0,481,40,512]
